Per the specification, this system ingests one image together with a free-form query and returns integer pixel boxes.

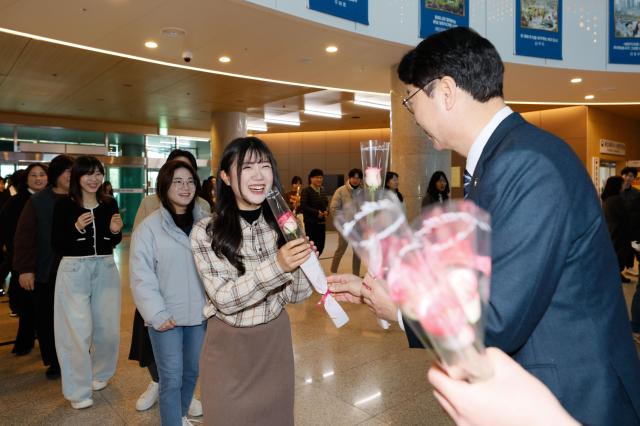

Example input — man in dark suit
[394,26,640,425]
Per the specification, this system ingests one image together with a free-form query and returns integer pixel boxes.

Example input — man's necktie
[464,169,472,199]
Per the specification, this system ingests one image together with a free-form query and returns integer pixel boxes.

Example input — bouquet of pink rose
[266,188,349,328]
[334,192,492,381]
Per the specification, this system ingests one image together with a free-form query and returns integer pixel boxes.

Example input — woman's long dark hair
[156,160,201,226]
[601,176,624,202]
[69,156,107,207]
[207,137,283,275]
[427,170,450,200]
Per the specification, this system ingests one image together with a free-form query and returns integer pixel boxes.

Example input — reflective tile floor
[1,232,638,425]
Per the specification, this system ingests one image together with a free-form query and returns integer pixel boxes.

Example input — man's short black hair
[621,167,638,178]
[397,26,504,102]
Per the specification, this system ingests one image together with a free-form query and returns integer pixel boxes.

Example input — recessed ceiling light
[325,45,338,53]
[144,41,158,49]
[570,77,582,84]
[584,94,595,100]
[219,56,231,63]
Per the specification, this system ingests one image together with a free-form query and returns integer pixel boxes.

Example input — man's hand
[361,274,398,322]
[19,273,35,291]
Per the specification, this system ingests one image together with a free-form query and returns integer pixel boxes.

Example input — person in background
[0,176,10,210]
[130,160,207,426]
[601,176,634,283]
[102,181,114,197]
[129,148,205,416]
[199,176,215,212]
[285,176,302,214]
[423,170,450,206]
[0,170,26,313]
[191,137,312,425]
[52,156,122,409]
[384,171,404,203]
[0,176,11,297]
[330,168,362,276]
[620,167,640,342]
[14,155,73,379]
[6,173,18,196]
[2,164,48,353]
[300,169,328,255]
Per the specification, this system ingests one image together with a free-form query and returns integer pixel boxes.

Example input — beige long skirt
[200,311,294,426]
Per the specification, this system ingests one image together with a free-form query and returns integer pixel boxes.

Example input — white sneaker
[188,397,203,417]
[92,380,108,391]
[135,381,159,411]
[182,417,193,426]
[71,398,93,409]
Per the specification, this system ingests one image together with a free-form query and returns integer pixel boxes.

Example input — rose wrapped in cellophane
[266,188,349,328]
[360,140,392,329]
[335,191,492,381]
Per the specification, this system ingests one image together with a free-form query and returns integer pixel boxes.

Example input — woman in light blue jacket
[130,160,207,426]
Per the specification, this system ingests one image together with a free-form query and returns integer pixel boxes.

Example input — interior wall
[587,107,640,174]
[520,106,588,165]
[259,128,391,191]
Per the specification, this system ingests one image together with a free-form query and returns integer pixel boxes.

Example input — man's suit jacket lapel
[467,112,526,201]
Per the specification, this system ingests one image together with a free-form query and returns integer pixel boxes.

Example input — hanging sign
[609,0,640,64]
[420,0,469,38]
[515,0,562,59]
[600,139,626,156]
[309,0,369,25]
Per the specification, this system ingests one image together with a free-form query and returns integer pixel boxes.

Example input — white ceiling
[0,0,638,134]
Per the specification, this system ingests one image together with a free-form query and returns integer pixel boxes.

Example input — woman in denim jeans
[52,156,123,409]
[130,160,207,426]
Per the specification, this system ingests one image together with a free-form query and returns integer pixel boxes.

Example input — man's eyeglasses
[172,178,196,187]
[401,78,441,115]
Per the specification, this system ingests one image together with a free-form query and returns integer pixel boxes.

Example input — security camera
[182,50,193,63]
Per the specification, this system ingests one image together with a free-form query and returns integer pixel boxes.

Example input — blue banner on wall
[419,0,469,38]
[515,0,562,60]
[609,0,640,64]
[309,0,369,25]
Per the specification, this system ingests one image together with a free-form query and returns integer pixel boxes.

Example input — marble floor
[0,232,454,426]
[1,232,638,425]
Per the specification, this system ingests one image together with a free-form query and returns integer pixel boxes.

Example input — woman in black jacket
[51,156,123,410]
[422,171,450,207]
[2,164,48,355]
[602,176,634,283]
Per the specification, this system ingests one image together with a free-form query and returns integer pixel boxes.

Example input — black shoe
[45,365,61,380]
[12,347,32,356]
[622,274,632,283]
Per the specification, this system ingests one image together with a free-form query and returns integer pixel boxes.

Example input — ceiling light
[353,100,391,110]
[264,117,300,126]
[144,41,158,49]
[584,94,595,100]
[325,45,338,53]
[219,56,231,63]
[303,109,342,119]
[570,78,582,84]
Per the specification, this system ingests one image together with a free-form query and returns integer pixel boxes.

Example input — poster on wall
[515,0,562,59]
[308,0,369,25]
[420,0,469,38]
[609,0,640,64]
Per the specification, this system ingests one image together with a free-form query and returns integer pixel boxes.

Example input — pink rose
[277,211,299,235]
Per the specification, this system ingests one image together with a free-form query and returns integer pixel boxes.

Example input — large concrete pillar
[210,112,247,171]
[390,65,451,221]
